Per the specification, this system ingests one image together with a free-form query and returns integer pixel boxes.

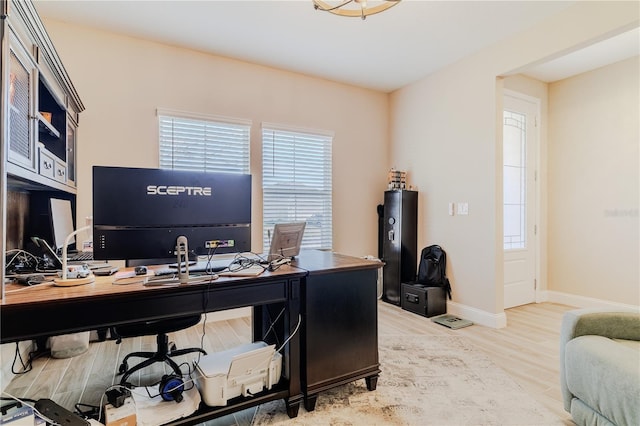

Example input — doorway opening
[503,91,540,309]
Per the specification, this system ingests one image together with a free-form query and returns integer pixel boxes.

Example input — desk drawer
[209,280,288,310]
[54,159,67,183]
[0,278,291,343]
[38,146,55,179]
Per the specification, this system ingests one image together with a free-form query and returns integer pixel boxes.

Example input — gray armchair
[560,308,640,425]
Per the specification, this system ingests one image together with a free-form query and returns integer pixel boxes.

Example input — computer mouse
[16,274,47,286]
[134,266,148,275]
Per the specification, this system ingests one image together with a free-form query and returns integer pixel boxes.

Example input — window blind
[262,124,333,251]
[158,110,250,174]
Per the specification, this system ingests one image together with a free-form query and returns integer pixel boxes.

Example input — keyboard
[67,251,94,261]
[190,259,230,272]
[151,259,231,276]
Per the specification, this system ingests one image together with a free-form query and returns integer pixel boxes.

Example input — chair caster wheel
[169,342,177,352]
[119,362,128,374]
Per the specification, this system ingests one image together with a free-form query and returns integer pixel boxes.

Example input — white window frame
[157,108,250,174]
[262,123,333,252]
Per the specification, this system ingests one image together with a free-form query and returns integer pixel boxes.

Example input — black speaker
[159,374,184,403]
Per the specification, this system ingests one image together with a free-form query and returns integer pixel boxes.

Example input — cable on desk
[5,249,59,274]
[10,342,48,375]
[227,252,268,274]
[204,245,222,275]
[74,402,100,421]
[4,282,55,294]
[277,314,302,353]
[0,395,37,404]
[262,307,286,345]
[196,245,227,363]
[5,249,39,271]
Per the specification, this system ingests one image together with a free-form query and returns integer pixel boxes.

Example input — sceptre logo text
[147,185,212,196]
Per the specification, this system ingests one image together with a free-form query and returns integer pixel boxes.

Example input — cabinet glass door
[66,120,76,185]
[8,46,35,169]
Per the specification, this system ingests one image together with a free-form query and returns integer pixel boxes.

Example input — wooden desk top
[1,250,381,307]
[292,250,383,275]
[1,263,304,308]
[0,251,380,343]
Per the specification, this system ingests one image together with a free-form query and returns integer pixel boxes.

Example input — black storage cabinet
[382,190,418,305]
[300,261,380,412]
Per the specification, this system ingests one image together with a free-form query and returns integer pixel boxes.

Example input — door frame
[503,89,543,307]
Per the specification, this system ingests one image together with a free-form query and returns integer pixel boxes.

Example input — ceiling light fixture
[312,0,401,20]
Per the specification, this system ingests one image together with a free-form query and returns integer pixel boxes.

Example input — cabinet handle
[44,161,52,170]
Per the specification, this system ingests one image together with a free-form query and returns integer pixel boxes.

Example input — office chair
[113,316,207,386]
[113,259,207,385]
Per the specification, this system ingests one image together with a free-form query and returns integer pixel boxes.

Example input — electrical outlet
[457,202,469,215]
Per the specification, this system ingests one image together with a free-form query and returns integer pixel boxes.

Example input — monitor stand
[144,236,219,286]
[162,236,217,284]
[176,235,190,284]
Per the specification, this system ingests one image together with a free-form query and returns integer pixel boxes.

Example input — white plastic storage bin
[49,331,90,358]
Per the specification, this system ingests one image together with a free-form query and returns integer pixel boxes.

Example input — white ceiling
[33,0,639,92]
[522,26,640,82]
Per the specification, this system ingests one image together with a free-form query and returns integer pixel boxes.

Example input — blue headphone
[159,374,185,403]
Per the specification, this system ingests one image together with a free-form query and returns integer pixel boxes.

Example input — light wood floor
[378,301,575,425]
[3,301,575,425]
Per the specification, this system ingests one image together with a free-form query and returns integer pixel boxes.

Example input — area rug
[252,335,563,425]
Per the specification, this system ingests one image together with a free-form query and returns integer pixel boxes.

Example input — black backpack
[416,245,452,299]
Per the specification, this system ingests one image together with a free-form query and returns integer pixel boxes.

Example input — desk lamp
[53,224,95,287]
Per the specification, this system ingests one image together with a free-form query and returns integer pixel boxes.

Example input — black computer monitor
[92,166,251,264]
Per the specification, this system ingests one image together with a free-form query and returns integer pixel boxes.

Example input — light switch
[448,202,455,216]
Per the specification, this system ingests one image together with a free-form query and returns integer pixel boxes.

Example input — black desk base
[1,251,381,424]
[297,253,381,413]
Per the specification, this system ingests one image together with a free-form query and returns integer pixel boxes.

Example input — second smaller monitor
[268,222,306,261]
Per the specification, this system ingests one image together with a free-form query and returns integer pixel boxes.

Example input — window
[503,109,526,250]
[262,123,333,252]
[158,109,250,174]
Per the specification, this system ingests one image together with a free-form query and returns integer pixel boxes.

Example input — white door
[503,93,538,308]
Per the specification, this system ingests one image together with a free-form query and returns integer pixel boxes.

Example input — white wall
[2,22,391,387]
[42,19,390,258]
[39,2,639,326]
[390,1,639,324]
[547,56,639,305]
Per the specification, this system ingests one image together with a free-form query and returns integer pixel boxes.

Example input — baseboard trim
[446,301,508,329]
[543,291,640,311]
[447,292,640,331]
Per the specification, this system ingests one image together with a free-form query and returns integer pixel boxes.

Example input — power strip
[34,399,89,426]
